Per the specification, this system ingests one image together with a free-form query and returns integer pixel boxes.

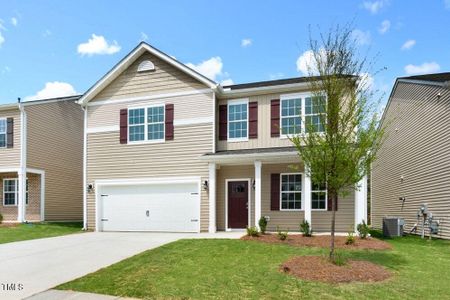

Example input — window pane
[148,123,164,140]
[228,103,248,139]
[129,108,145,125]
[0,134,5,148]
[0,119,6,133]
[129,125,145,141]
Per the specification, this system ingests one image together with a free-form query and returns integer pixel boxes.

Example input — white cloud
[0,19,6,31]
[404,62,440,75]
[0,32,4,48]
[25,81,77,101]
[241,38,252,48]
[186,56,224,81]
[352,29,371,46]
[221,79,234,86]
[378,20,391,34]
[10,17,17,26]
[362,0,387,14]
[297,49,319,75]
[1,66,11,74]
[140,32,148,42]
[401,39,416,50]
[359,73,375,91]
[77,34,121,56]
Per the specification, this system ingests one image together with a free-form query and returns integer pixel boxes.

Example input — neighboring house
[0,96,83,222]
[372,72,450,239]
[79,42,367,233]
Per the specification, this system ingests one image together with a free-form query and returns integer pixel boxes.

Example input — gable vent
[137,60,155,72]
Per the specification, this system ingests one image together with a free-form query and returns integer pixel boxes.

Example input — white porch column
[304,166,312,226]
[17,104,27,223]
[17,170,26,222]
[254,160,262,229]
[208,162,217,233]
[355,175,368,230]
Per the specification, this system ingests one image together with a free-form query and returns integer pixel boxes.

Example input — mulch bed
[241,234,392,250]
[281,256,391,283]
[0,223,19,228]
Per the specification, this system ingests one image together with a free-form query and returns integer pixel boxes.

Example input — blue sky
[0,0,449,105]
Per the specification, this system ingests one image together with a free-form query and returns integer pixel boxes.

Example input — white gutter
[216,82,310,98]
[212,91,216,153]
[82,106,88,230]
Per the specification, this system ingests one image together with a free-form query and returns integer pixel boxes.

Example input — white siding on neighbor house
[372,81,450,239]
[0,109,21,168]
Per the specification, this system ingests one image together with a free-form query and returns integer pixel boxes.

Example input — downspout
[82,105,88,230]
[18,100,27,222]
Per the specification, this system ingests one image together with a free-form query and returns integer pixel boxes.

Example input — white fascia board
[217,82,310,98]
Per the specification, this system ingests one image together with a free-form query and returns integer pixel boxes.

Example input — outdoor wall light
[202,180,209,191]
[87,183,94,193]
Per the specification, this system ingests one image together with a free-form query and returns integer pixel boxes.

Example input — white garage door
[99,182,200,232]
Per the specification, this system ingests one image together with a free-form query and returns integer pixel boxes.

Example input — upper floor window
[281,97,302,136]
[305,96,326,133]
[0,119,6,148]
[128,105,165,143]
[280,93,326,136]
[228,99,248,141]
[280,173,302,210]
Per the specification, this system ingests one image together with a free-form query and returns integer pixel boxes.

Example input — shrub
[300,220,312,237]
[0,213,3,224]
[332,251,347,266]
[246,226,259,237]
[258,216,268,234]
[345,231,356,245]
[276,226,288,241]
[357,221,370,239]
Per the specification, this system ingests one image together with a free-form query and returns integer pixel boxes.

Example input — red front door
[228,181,248,229]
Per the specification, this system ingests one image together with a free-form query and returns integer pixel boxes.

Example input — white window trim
[279,92,326,138]
[2,178,28,206]
[127,104,166,145]
[227,98,249,142]
[0,118,6,149]
[279,172,304,211]
[311,182,328,211]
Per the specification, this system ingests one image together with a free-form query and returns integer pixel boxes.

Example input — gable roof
[0,95,81,112]
[78,42,218,106]
[400,72,450,84]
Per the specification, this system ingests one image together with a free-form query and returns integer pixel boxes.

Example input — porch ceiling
[200,147,301,165]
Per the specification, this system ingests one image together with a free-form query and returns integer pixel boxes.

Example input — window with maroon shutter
[6,118,13,148]
[119,109,128,144]
[270,173,280,211]
[165,104,174,140]
[270,99,280,137]
[219,105,227,140]
[249,102,258,139]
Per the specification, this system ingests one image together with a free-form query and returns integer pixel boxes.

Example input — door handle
[146,210,150,217]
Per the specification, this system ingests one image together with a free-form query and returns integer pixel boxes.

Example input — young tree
[290,24,385,262]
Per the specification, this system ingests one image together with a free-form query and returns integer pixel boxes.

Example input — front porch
[0,168,45,222]
[202,147,367,233]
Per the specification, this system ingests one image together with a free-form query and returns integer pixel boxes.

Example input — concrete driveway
[0,231,242,300]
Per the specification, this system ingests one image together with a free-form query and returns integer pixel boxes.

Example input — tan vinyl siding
[93,52,208,102]
[0,109,20,167]
[372,82,450,239]
[217,90,310,151]
[86,123,213,231]
[26,101,84,221]
[88,92,213,128]
[217,163,355,232]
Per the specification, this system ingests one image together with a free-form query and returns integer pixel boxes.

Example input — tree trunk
[329,191,338,262]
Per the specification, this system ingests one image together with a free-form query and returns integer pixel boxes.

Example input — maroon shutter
[219,105,227,140]
[249,102,258,139]
[6,117,13,148]
[165,104,174,140]
[271,173,280,211]
[119,109,128,144]
[271,99,280,137]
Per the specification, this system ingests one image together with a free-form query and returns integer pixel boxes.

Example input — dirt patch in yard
[281,256,391,283]
[241,234,392,250]
[0,223,19,228]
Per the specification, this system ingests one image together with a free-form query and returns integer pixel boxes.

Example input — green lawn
[57,233,450,300]
[0,222,83,244]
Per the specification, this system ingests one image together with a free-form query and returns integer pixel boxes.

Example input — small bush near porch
[58,233,450,299]
[0,222,82,244]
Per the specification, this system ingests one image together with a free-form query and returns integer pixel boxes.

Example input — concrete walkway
[0,231,242,300]
[26,289,138,300]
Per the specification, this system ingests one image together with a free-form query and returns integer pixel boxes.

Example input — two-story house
[0,96,83,222]
[79,42,367,233]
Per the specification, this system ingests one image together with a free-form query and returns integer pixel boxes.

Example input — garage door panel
[100,182,200,232]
